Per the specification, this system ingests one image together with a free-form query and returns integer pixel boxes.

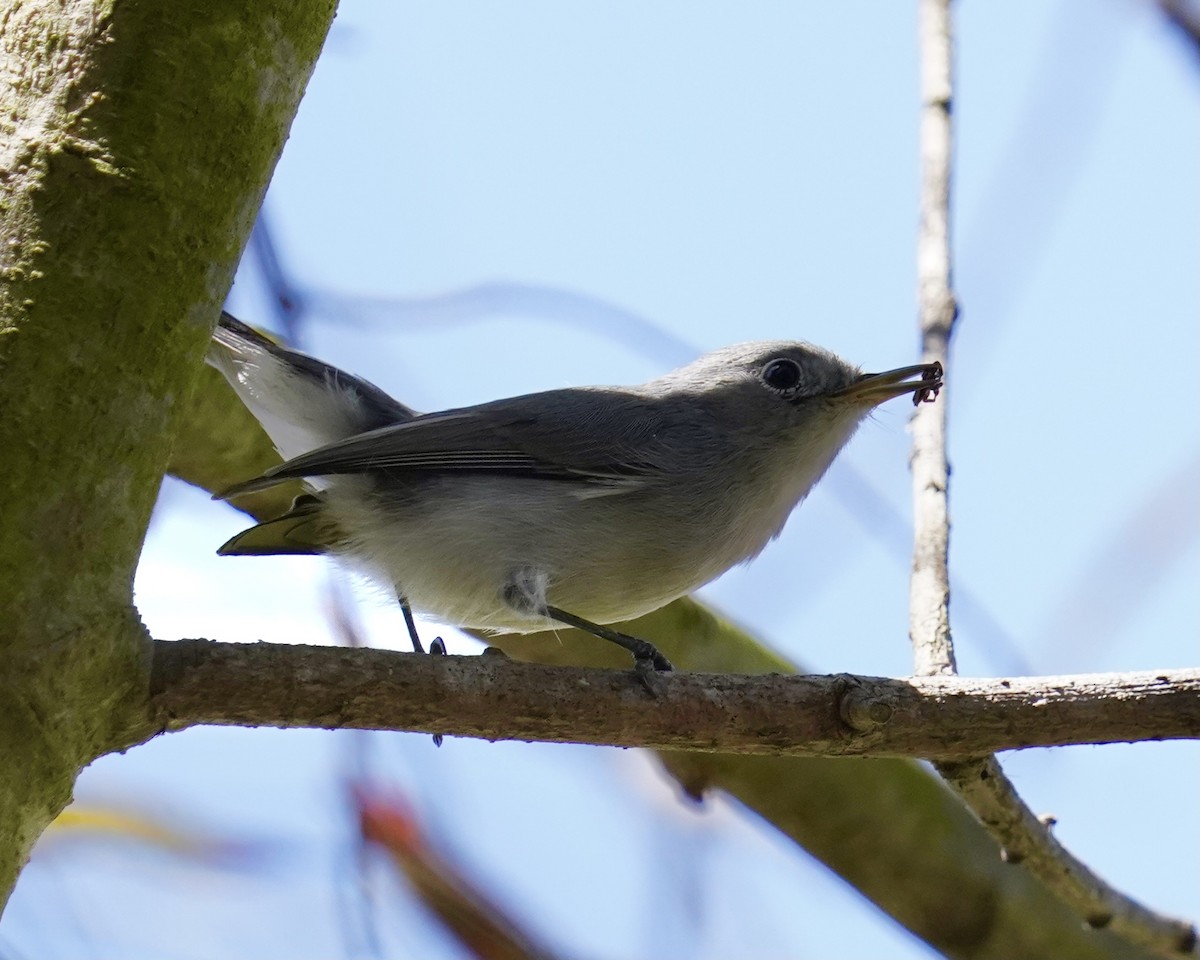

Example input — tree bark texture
[0,0,336,909]
[147,641,1200,760]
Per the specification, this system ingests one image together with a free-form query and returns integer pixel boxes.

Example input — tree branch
[913,0,959,678]
[912,2,1197,955]
[144,641,1200,760]
[941,757,1197,955]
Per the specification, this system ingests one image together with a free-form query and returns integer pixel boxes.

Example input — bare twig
[941,757,1196,953]
[143,641,1200,759]
[912,2,1197,956]
[913,0,959,678]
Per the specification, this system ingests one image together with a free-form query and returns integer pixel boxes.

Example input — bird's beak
[835,361,944,407]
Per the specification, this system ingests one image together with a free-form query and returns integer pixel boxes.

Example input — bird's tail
[207,311,416,461]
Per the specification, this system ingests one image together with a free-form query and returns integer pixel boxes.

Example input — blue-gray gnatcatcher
[208,313,942,673]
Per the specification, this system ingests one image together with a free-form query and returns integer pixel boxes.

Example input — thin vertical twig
[912,0,958,678]
[911,1,1197,955]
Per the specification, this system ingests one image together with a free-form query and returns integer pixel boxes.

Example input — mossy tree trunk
[0,0,336,907]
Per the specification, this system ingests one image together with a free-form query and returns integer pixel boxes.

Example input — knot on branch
[835,677,895,733]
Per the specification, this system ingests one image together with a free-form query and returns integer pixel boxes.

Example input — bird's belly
[327,475,751,632]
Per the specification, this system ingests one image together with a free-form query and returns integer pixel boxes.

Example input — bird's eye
[761,358,803,394]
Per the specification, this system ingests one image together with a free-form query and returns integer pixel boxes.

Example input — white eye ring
[761,358,803,394]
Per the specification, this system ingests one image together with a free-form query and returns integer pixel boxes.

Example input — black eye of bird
[761,357,803,394]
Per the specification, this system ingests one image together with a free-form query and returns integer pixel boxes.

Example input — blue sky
[4,2,1197,957]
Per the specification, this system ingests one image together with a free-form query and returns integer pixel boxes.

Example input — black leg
[543,604,674,673]
[400,598,425,654]
[398,594,444,746]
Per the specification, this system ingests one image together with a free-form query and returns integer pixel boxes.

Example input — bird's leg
[543,604,674,674]
[398,592,448,656]
[501,569,673,675]
[399,597,426,654]
[398,593,445,746]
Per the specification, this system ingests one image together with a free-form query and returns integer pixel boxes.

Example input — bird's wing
[216,494,340,555]
[217,388,697,499]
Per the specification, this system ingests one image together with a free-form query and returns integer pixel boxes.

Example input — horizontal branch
[147,640,1200,759]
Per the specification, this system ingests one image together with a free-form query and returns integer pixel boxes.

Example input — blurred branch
[357,788,560,960]
[46,805,269,868]
[1161,0,1200,62]
[324,582,387,959]
[248,208,308,344]
[146,642,1200,758]
[913,4,1197,957]
[168,364,306,522]
[305,282,697,367]
[1037,449,1200,668]
[957,1,1125,369]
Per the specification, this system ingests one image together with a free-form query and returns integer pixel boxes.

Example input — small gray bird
[208,313,941,673]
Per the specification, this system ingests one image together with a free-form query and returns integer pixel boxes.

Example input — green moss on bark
[0,0,337,909]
